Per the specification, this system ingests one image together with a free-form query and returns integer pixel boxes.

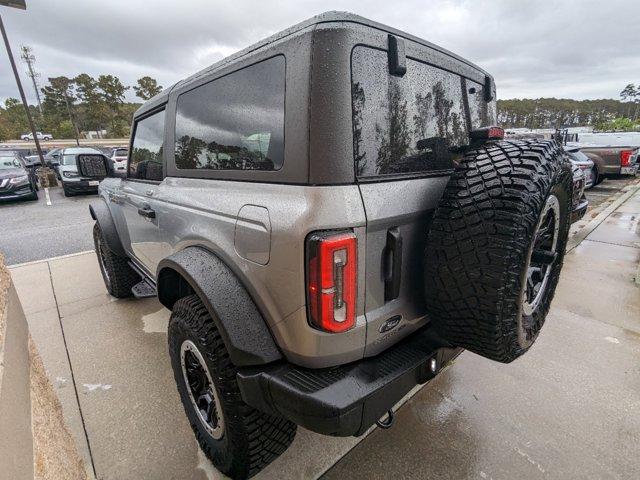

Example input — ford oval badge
[379,315,402,333]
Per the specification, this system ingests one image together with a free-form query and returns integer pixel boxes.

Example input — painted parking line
[44,187,52,206]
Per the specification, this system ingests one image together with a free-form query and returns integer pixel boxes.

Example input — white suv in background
[110,147,128,173]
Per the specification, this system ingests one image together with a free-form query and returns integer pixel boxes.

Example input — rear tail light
[470,126,504,141]
[306,231,357,333]
[620,150,633,167]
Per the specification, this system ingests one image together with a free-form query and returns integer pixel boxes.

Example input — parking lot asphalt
[7,180,640,479]
[0,186,95,265]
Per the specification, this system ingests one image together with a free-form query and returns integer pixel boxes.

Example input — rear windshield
[351,46,495,178]
[567,150,590,162]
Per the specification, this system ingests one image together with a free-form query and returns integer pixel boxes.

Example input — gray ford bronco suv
[87,12,573,479]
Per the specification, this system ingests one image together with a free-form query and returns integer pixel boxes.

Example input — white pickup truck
[20,131,53,141]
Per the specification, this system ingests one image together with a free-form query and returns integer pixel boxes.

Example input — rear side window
[129,109,165,181]
[174,56,285,171]
[352,46,494,178]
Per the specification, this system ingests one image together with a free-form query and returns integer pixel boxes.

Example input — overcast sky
[1,0,638,104]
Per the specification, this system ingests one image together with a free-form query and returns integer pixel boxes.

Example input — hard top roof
[135,11,490,117]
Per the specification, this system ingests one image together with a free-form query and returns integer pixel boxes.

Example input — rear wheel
[424,140,572,363]
[169,295,296,479]
[93,223,139,298]
[28,182,38,201]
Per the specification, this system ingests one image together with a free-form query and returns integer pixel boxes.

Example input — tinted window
[0,157,20,169]
[174,56,285,171]
[352,47,495,178]
[129,110,165,181]
[567,150,589,162]
[61,155,77,166]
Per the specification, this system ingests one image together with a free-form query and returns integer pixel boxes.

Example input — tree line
[0,74,162,141]
[497,84,640,131]
[3,72,639,141]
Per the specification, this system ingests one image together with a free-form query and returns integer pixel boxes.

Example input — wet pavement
[7,181,640,480]
[0,186,95,266]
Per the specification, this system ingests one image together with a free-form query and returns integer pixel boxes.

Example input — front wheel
[92,223,139,298]
[587,167,598,189]
[169,295,296,479]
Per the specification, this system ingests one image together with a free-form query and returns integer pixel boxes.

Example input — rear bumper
[237,325,462,436]
[62,180,100,194]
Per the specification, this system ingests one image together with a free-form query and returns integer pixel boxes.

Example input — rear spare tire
[424,140,572,363]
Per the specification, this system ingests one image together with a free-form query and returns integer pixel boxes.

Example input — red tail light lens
[620,150,633,167]
[307,231,357,333]
[469,126,504,141]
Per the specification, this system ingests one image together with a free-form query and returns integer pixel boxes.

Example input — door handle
[109,192,126,204]
[384,227,403,302]
[137,206,156,219]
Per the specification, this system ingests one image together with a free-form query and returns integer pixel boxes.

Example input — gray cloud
[1,0,638,103]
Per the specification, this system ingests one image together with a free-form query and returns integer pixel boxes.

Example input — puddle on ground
[82,383,112,394]
[55,376,68,388]
[142,308,170,334]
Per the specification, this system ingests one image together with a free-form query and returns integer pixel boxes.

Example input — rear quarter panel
[580,147,620,175]
[154,178,369,367]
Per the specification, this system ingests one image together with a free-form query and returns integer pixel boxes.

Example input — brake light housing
[306,231,357,333]
[620,149,633,167]
[470,126,504,141]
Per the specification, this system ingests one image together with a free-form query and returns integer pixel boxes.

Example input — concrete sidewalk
[9,252,379,479]
[8,182,640,480]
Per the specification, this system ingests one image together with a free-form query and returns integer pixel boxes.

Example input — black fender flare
[89,200,126,257]
[157,247,282,366]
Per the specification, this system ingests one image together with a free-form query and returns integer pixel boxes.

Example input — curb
[8,250,94,269]
[0,257,34,480]
[566,182,640,252]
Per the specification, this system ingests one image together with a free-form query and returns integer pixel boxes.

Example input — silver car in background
[565,145,595,189]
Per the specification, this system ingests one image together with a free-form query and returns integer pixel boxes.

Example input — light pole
[0,1,56,186]
[20,45,43,114]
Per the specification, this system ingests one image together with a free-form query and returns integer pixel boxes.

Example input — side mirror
[76,154,114,178]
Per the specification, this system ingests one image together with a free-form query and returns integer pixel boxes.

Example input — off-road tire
[92,222,139,298]
[424,140,572,363]
[169,295,296,480]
